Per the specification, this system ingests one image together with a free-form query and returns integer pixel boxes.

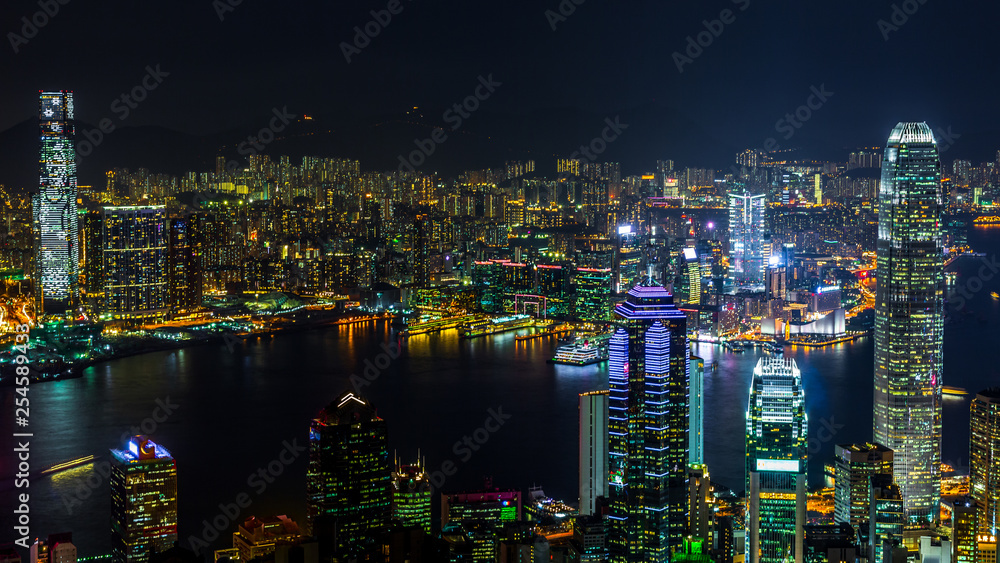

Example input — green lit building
[110,436,178,563]
[868,474,903,563]
[746,358,807,563]
[574,266,612,322]
[874,122,944,526]
[953,498,979,563]
[306,391,391,561]
[391,460,432,534]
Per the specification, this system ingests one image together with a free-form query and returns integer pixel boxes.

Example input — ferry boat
[991,291,1000,301]
[943,386,968,397]
[459,314,534,339]
[548,338,607,366]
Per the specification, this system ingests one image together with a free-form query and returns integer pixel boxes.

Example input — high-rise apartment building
[306,391,391,560]
[110,436,178,563]
[689,355,705,466]
[102,206,168,319]
[579,390,609,516]
[35,91,79,314]
[745,358,807,563]
[608,277,689,563]
[971,388,1000,537]
[873,122,944,526]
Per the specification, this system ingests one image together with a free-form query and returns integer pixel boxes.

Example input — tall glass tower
[873,122,944,527]
[970,388,1000,537]
[745,358,807,563]
[728,191,766,287]
[306,391,391,561]
[607,276,689,563]
[35,91,79,314]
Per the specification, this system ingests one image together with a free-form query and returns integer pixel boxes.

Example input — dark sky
[2,0,998,163]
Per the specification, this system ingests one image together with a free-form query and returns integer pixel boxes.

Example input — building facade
[110,437,178,563]
[306,391,391,560]
[35,91,79,314]
[391,460,432,534]
[874,122,945,527]
[728,192,766,287]
[608,278,689,563]
[102,206,168,319]
[971,388,1000,537]
[746,358,807,563]
[833,442,894,529]
[579,390,609,516]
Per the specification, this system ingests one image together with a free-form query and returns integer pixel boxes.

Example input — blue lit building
[608,276,689,563]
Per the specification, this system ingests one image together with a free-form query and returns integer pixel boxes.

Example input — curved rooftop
[887,122,936,145]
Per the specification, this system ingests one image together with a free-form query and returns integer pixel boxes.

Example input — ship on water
[458,314,534,339]
[548,333,610,366]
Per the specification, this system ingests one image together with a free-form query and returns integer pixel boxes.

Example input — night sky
[2,0,999,173]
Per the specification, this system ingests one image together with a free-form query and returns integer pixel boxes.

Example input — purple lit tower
[607,274,689,563]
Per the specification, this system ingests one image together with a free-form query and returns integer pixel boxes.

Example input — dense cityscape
[3,3,1000,563]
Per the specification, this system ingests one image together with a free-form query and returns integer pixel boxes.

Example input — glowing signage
[128,440,139,457]
[618,225,633,235]
[756,459,799,472]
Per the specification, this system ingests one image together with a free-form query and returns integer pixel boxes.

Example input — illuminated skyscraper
[306,391,391,561]
[689,355,705,466]
[34,91,79,314]
[728,192,766,287]
[101,206,168,319]
[833,442,894,530]
[971,388,1000,537]
[745,358,807,563]
[579,390,609,516]
[110,436,178,563]
[873,122,944,526]
[608,276,689,563]
[391,459,432,534]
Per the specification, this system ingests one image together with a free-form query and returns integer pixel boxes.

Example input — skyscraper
[391,459,432,534]
[689,355,705,466]
[728,192,766,287]
[971,388,1000,537]
[102,206,168,319]
[35,91,79,314]
[579,390,609,516]
[869,474,904,563]
[306,391,391,560]
[608,277,689,563]
[745,358,807,563]
[110,436,178,563]
[833,442,894,529]
[873,122,945,526]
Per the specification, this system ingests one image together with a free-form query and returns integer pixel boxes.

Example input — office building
[306,391,391,561]
[874,122,945,526]
[579,390,609,516]
[110,436,178,563]
[954,498,979,563]
[729,192,766,287]
[972,389,1000,537]
[687,464,713,543]
[869,473,904,563]
[571,515,608,563]
[35,91,79,314]
[745,358,807,563]
[102,206,168,319]
[441,489,521,528]
[391,459,432,534]
[921,537,953,563]
[979,536,997,563]
[608,276,689,563]
[689,355,705,466]
[833,442,894,529]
